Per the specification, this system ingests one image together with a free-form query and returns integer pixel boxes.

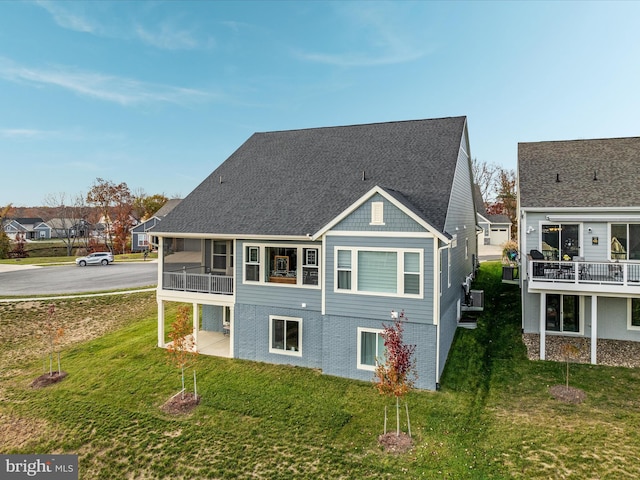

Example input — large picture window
[357,328,385,371]
[611,224,640,260]
[335,247,422,297]
[244,244,320,287]
[269,315,302,356]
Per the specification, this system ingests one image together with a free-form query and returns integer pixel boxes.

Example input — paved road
[0,261,158,296]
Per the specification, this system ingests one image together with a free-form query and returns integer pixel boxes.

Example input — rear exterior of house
[154,117,479,390]
[518,137,640,363]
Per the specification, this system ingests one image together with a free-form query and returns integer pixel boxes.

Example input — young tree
[374,311,417,437]
[561,342,581,390]
[43,303,64,376]
[166,305,198,400]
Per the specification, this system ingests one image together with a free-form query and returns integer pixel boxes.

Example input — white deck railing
[528,259,640,287]
[163,271,233,295]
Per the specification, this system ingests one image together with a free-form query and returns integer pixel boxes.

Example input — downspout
[434,241,449,389]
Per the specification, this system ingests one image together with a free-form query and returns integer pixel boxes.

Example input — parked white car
[75,252,114,266]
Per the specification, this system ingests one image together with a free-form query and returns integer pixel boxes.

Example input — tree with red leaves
[166,305,199,400]
[374,310,417,437]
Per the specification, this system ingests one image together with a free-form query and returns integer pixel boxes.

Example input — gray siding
[324,234,434,324]
[331,193,425,232]
[234,304,323,369]
[321,315,438,390]
[202,305,224,332]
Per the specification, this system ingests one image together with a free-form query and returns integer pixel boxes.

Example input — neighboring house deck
[518,136,640,364]
[153,117,480,391]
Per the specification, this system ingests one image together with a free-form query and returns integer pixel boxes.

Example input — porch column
[193,303,199,349]
[157,299,165,347]
[591,295,598,364]
[539,294,546,360]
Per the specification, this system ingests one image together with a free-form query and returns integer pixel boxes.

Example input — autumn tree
[486,167,518,239]
[166,305,199,400]
[86,178,133,253]
[132,190,168,222]
[374,311,417,437]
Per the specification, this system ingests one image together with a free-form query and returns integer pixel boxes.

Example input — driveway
[0,261,158,296]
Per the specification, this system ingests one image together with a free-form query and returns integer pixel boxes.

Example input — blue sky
[1,1,639,207]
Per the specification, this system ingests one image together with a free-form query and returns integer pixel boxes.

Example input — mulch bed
[30,371,68,389]
[549,385,586,404]
[161,392,200,415]
[378,432,413,454]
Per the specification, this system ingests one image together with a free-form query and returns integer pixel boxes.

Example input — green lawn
[1,264,640,479]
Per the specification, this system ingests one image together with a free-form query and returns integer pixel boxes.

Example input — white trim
[154,232,311,241]
[548,215,640,222]
[312,185,449,242]
[522,207,640,214]
[357,327,384,371]
[333,246,423,298]
[269,315,302,357]
[321,235,326,315]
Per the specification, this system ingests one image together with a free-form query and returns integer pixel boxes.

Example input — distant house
[47,218,91,239]
[2,217,50,240]
[153,117,480,391]
[518,136,640,364]
[474,185,512,246]
[130,199,182,252]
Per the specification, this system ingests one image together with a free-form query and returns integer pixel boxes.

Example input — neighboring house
[2,217,50,240]
[47,218,91,239]
[474,185,512,246]
[153,117,479,390]
[130,199,182,252]
[518,136,640,364]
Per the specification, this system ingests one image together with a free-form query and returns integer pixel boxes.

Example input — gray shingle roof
[519,137,640,208]
[157,117,467,236]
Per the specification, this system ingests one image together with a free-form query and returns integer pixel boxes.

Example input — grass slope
[1,264,640,479]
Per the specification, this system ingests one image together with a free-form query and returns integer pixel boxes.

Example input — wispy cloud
[35,0,98,33]
[0,57,216,107]
[35,1,213,51]
[0,128,48,139]
[294,4,429,67]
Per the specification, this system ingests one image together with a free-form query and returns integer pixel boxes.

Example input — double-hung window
[269,315,302,356]
[357,327,385,370]
[335,247,422,297]
[245,246,260,282]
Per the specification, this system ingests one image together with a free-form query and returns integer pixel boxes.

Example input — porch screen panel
[357,251,397,293]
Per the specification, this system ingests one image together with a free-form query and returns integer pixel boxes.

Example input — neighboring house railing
[528,259,640,287]
[163,271,233,295]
